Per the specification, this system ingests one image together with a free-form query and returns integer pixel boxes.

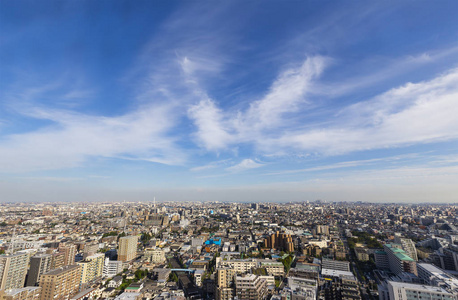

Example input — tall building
[39,265,81,300]
[215,268,236,300]
[0,252,29,290]
[383,244,417,275]
[118,236,138,262]
[378,281,455,300]
[264,231,294,252]
[394,237,418,261]
[77,253,104,286]
[235,274,267,300]
[26,253,52,287]
[58,244,77,266]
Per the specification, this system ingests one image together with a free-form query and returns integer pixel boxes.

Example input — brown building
[264,231,294,252]
[39,265,81,300]
[118,236,138,262]
[58,244,77,266]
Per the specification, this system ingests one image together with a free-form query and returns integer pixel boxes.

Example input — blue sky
[1,1,458,203]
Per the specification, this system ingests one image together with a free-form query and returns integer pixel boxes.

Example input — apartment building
[383,244,417,275]
[0,252,29,290]
[118,236,138,262]
[39,265,82,300]
[235,274,267,300]
[26,253,52,287]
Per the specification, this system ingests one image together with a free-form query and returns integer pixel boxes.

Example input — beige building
[0,287,41,300]
[216,268,236,300]
[58,244,77,266]
[143,248,165,264]
[235,274,267,300]
[0,252,29,290]
[39,265,81,300]
[118,236,138,262]
[77,253,104,286]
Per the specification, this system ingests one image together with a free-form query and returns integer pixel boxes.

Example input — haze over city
[1,1,458,203]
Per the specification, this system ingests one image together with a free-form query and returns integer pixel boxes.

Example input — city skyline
[1,1,458,202]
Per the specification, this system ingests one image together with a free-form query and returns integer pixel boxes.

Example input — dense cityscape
[0,201,457,300]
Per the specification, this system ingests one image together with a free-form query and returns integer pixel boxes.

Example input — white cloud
[271,68,458,155]
[188,56,329,151]
[226,159,264,172]
[0,102,185,172]
[190,159,232,172]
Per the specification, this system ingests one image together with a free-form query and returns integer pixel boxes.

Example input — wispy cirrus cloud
[0,84,185,172]
[188,56,329,152]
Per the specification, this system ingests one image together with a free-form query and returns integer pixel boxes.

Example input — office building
[39,265,81,300]
[0,252,29,290]
[103,258,123,278]
[118,236,138,262]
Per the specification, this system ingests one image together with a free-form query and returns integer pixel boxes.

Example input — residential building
[383,244,417,275]
[39,265,82,300]
[77,253,104,286]
[26,253,52,287]
[235,274,267,300]
[0,252,29,290]
[118,236,138,262]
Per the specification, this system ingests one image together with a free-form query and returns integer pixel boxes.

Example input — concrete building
[58,244,77,266]
[264,231,294,252]
[0,252,29,290]
[143,248,165,264]
[259,261,285,276]
[118,236,138,262]
[39,265,82,300]
[394,237,418,261]
[321,258,351,272]
[378,281,455,300]
[384,244,417,275]
[216,268,235,300]
[0,287,41,300]
[77,253,104,286]
[235,274,267,300]
[287,277,318,300]
[103,258,123,278]
[26,253,52,287]
[417,263,458,296]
